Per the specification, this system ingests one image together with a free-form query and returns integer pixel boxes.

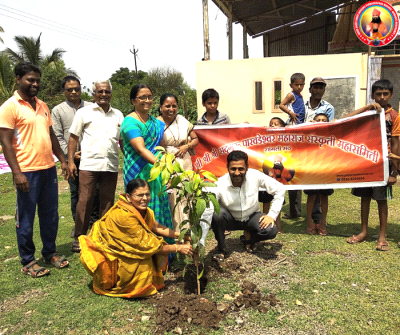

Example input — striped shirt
[197,110,231,125]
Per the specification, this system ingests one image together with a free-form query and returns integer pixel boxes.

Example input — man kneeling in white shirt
[211,150,285,261]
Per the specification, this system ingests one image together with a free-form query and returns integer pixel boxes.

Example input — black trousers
[211,207,278,252]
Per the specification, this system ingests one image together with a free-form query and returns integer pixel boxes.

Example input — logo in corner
[354,0,399,47]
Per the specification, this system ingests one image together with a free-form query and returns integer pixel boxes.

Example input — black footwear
[240,235,256,253]
[282,213,300,219]
[71,239,81,253]
[240,235,250,248]
[212,252,225,262]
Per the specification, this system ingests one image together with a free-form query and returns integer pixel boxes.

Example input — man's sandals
[346,235,365,244]
[45,254,69,268]
[21,261,50,278]
[376,241,389,251]
[347,235,389,251]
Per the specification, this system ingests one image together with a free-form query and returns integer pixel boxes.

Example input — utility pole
[130,45,139,84]
[202,0,210,60]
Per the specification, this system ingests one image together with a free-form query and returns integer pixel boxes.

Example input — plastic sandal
[21,261,50,278]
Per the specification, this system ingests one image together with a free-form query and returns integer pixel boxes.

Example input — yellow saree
[79,194,168,298]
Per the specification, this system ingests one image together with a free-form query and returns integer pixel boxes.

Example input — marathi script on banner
[191,112,388,190]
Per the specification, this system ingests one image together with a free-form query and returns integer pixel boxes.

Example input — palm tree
[4,33,66,66]
[0,26,4,44]
[3,33,77,108]
[0,52,16,104]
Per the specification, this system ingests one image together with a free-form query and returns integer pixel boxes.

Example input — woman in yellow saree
[79,179,193,298]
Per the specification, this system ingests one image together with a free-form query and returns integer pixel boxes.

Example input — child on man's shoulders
[279,73,306,125]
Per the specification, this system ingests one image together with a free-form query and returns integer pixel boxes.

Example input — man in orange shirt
[0,62,69,277]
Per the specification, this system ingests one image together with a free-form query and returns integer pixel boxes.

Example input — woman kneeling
[79,179,192,298]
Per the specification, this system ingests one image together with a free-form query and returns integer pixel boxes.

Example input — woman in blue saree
[120,84,174,243]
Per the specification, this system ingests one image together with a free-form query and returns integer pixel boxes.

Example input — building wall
[381,56,400,112]
[196,53,369,124]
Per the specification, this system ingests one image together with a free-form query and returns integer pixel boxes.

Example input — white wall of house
[196,53,369,124]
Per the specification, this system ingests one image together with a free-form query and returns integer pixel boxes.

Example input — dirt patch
[58,179,70,194]
[306,249,353,257]
[147,288,223,333]
[141,235,285,333]
[0,289,46,314]
[0,215,14,224]
[146,279,279,334]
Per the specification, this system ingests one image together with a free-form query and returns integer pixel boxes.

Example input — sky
[0,0,264,90]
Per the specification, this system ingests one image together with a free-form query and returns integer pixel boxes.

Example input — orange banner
[192,112,388,190]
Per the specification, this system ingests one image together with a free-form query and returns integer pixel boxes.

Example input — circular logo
[354,1,399,47]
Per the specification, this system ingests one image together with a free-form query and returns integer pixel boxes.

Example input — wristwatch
[390,170,398,177]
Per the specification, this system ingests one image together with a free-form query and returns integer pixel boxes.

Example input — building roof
[211,0,367,38]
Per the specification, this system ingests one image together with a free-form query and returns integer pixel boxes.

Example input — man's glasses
[64,87,81,92]
[136,95,153,102]
[131,193,151,199]
[96,90,111,94]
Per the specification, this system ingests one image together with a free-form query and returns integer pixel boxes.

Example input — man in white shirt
[68,80,124,252]
[52,76,99,236]
[211,151,285,260]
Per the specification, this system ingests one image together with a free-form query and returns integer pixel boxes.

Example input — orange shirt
[0,91,55,172]
[385,106,400,153]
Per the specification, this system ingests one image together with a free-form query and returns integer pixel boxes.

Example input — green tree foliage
[145,66,184,98]
[0,52,16,105]
[109,65,197,122]
[2,33,77,108]
[0,26,4,44]
[181,83,198,124]
[37,59,70,110]
[110,83,133,116]
[81,87,93,103]
[144,66,197,123]
[4,33,66,66]
[110,67,147,87]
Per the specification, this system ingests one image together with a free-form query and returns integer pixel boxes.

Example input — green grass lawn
[1,166,400,334]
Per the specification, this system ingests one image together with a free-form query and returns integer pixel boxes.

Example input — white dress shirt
[214,168,285,222]
[69,103,124,172]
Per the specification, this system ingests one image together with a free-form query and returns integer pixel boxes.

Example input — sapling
[149,147,219,295]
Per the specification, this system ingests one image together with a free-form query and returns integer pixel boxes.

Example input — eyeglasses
[64,87,81,92]
[131,192,151,199]
[136,95,154,102]
[96,90,111,94]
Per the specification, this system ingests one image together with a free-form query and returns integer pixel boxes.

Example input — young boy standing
[279,73,306,220]
[197,88,231,125]
[197,88,231,236]
[345,79,400,251]
[279,73,306,124]
[304,114,333,236]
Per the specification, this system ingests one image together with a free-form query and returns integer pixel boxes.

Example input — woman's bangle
[175,244,178,253]
[12,169,21,174]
